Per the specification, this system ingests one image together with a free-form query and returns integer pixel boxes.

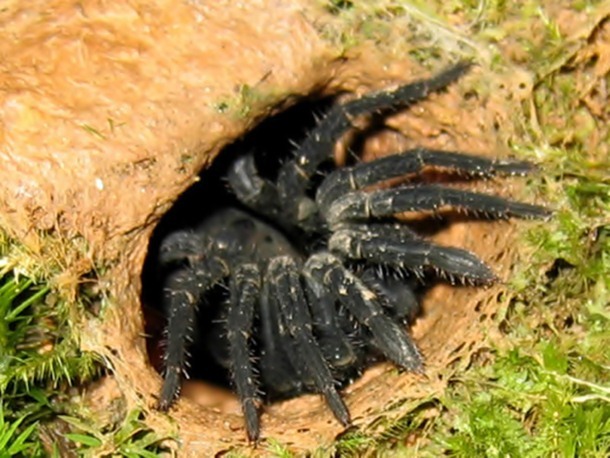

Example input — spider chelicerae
[148,61,549,441]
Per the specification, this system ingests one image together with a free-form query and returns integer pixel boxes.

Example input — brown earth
[0,1,543,455]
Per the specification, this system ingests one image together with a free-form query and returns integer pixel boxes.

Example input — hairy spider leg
[316,147,540,213]
[304,253,423,371]
[258,271,305,397]
[227,263,262,442]
[267,257,351,427]
[275,63,473,227]
[157,232,230,411]
[325,184,550,229]
[359,266,420,323]
[226,62,473,228]
[328,224,496,285]
[303,273,359,370]
[227,153,283,221]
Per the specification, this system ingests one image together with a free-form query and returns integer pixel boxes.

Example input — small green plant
[0,271,64,456]
[0,254,170,457]
[0,404,42,457]
[0,271,98,397]
[264,438,296,458]
[61,409,169,457]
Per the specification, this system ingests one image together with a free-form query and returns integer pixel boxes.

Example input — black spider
[151,62,549,441]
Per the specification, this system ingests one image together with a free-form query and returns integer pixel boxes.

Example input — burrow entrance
[138,85,521,447]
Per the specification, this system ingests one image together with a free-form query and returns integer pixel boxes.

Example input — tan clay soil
[0,1,540,455]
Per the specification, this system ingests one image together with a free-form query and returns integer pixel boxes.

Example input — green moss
[212,81,285,122]
[0,271,86,455]
[0,250,169,456]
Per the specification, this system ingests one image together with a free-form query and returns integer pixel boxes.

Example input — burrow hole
[140,93,464,409]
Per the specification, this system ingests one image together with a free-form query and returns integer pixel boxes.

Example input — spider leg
[325,184,550,228]
[316,147,539,212]
[157,229,206,266]
[329,223,496,285]
[157,241,230,411]
[227,153,282,221]
[359,266,420,323]
[303,273,358,370]
[268,256,351,426]
[275,62,472,227]
[258,272,303,397]
[304,253,423,371]
[227,264,262,442]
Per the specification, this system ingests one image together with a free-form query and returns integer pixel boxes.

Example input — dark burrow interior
[139,93,463,408]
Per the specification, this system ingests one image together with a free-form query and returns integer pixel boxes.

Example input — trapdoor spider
[151,62,549,441]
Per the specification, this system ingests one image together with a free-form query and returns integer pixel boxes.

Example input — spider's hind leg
[316,147,541,213]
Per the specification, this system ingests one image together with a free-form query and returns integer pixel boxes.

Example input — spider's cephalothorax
[153,62,549,441]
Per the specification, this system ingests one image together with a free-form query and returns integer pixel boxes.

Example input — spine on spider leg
[344,61,473,119]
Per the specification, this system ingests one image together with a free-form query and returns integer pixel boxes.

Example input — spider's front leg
[156,231,230,411]
[303,272,358,371]
[267,256,351,427]
[227,263,262,442]
[304,253,423,372]
[258,271,304,397]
